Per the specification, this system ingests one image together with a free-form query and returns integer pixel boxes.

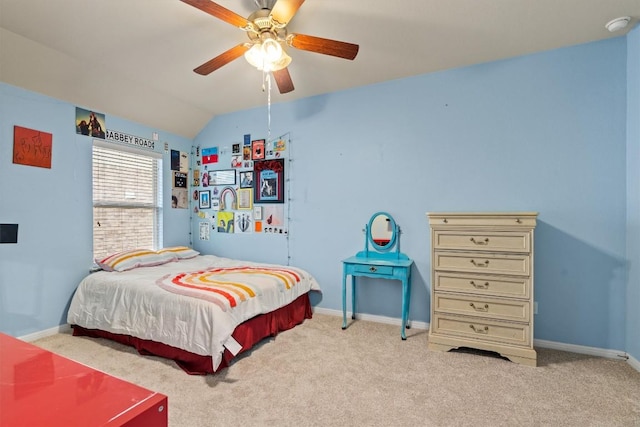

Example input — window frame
[92,140,163,261]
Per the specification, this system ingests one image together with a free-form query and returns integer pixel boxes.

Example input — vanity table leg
[342,272,347,330]
[401,277,409,340]
[406,269,412,330]
[351,276,357,320]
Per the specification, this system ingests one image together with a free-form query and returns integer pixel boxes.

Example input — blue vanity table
[342,212,414,339]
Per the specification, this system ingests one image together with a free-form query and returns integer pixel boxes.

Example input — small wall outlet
[534,301,538,315]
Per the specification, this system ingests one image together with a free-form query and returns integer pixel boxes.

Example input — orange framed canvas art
[13,126,53,169]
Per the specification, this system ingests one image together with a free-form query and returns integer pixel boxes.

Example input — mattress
[67,255,321,371]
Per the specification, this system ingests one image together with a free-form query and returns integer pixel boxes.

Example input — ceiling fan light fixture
[268,50,292,71]
[261,38,283,61]
[244,42,291,71]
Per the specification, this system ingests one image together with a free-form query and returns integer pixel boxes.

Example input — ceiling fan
[180,0,359,94]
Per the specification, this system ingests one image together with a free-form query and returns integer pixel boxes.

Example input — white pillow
[157,246,200,260]
[96,249,176,272]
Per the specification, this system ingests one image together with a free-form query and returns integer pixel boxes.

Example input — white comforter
[67,255,321,370]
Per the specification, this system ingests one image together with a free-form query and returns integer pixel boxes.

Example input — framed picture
[231,155,242,168]
[13,125,53,169]
[237,188,253,210]
[253,159,284,204]
[217,212,234,233]
[199,222,210,240]
[173,171,187,188]
[202,146,218,165]
[75,107,105,139]
[252,139,265,160]
[240,171,254,188]
[235,212,252,233]
[199,190,211,209]
[253,206,263,220]
[209,169,236,186]
[192,169,200,187]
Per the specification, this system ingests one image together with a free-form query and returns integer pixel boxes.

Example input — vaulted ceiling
[1,0,638,138]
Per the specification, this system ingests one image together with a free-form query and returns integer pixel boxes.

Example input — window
[92,141,163,261]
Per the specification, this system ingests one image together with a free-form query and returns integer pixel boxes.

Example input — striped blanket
[156,266,303,312]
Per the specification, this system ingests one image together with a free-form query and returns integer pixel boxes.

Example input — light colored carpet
[32,314,640,427]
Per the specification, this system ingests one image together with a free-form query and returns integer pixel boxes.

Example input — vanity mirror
[342,212,414,339]
[367,212,398,253]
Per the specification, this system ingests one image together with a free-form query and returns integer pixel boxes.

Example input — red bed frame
[72,293,312,375]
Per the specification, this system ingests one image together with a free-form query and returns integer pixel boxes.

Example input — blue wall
[0,83,192,336]
[626,25,640,362]
[1,34,635,356]
[194,37,629,351]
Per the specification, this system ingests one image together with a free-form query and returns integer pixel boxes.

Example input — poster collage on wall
[171,134,289,240]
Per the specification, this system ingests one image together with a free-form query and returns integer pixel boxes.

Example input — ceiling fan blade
[272,68,295,94]
[287,33,359,60]
[270,0,305,26]
[194,43,250,75]
[180,0,250,28]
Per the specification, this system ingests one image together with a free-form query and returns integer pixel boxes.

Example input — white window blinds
[92,141,163,261]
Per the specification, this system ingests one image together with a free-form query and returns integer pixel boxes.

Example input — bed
[67,248,321,375]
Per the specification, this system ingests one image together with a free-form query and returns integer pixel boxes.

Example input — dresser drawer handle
[469,302,489,312]
[470,259,490,267]
[470,237,489,245]
[369,266,377,272]
[470,281,489,289]
[470,325,489,334]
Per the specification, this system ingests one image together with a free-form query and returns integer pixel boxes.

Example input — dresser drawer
[434,293,530,322]
[352,264,394,276]
[434,272,530,299]
[431,314,531,347]
[433,230,530,253]
[428,213,537,228]
[433,251,530,276]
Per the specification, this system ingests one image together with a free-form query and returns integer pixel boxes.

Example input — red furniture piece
[0,332,167,427]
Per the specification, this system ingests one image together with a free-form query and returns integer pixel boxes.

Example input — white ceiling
[0,0,638,139]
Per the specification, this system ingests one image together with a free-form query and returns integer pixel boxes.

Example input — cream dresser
[427,212,537,366]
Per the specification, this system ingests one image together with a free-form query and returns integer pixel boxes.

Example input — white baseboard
[17,315,640,374]
[312,308,639,372]
[628,353,640,372]
[313,307,430,331]
[19,324,71,343]
[533,338,628,360]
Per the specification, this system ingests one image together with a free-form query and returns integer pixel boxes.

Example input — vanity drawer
[434,293,530,322]
[431,314,531,347]
[352,264,394,276]
[434,272,530,299]
[433,251,530,276]
[433,230,530,253]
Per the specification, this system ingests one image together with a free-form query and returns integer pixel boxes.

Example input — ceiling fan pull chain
[267,72,272,142]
